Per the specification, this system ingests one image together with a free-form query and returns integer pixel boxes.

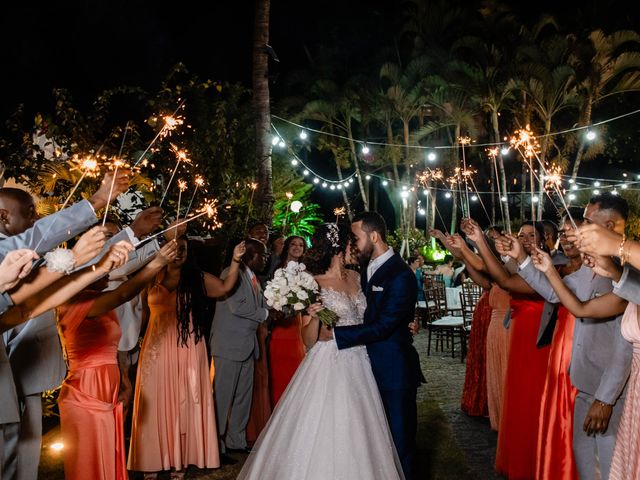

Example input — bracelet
[619,234,628,266]
[232,257,242,264]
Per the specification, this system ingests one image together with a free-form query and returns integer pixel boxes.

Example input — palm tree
[253,0,273,223]
[569,30,640,180]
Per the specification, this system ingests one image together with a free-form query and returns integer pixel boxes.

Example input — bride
[236,223,404,479]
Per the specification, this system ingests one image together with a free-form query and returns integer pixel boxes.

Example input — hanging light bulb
[361,144,370,155]
[594,181,601,187]
[427,152,437,162]
[278,140,286,148]
[321,182,328,188]
[299,130,308,140]
[568,193,576,200]
[622,183,629,189]
[501,196,507,202]
[445,192,452,199]
[471,195,478,202]
[302,169,309,176]
[271,136,280,146]
[586,130,596,141]
[382,180,388,186]
[365,174,371,180]
[291,159,298,166]
[330,185,336,190]
[313,178,320,184]
[501,146,510,156]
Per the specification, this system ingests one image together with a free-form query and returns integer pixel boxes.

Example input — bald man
[0,171,129,480]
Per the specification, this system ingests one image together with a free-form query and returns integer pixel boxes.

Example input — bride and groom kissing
[238,212,423,480]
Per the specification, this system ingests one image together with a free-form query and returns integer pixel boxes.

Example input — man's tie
[251,275,259,292]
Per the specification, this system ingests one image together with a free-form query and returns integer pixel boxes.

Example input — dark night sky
[3,0,639,117]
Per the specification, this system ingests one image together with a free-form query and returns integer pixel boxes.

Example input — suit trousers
[214,355,255,452]
[15,394,42,480]
[1,422,20,480]
[573,391,624,480]
[379,387,417,480]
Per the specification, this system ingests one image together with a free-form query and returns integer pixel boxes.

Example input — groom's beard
[357,241,374,265]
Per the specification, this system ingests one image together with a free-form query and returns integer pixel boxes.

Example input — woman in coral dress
[463,219,552,479]
[486,284,510,431]
[268,235,307,406]
[56,241,177,480]
[128,238,245,478]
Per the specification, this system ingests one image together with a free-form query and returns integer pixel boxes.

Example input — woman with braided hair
[127,237,245,479]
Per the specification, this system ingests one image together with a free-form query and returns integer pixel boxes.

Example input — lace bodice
[320,288,367,327]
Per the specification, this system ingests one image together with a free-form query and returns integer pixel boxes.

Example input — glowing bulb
[299,130,308,140]
[612,189,618,195]
[313,178,320,184]
[401,191,409,199]
[593,189,600,195]
[622,183,628,189]
[471,195,478,201]
[302,169,309,176]
[445,192,452,199]
[348,178,354,183]
[322,182,328,188]
[361,144,370,155]
[501,147,510,156]
[594,181,601,187]
[278,141,286,148]
[586,130,596,141]
[330,185,336,190]
[571,184,578,191]
[423,189,429,196]
[427,152,437,162]
[271,136,280,146]
[532,196,539,203]
[418,208,426,215]
[365,174,371,180]
[50,442,64,451]
[501,196,507,202]
[382,180,388,186]
[291,159,298,166]
[568,193,576,200]
[337,184,343,189]
[290,201,303,213]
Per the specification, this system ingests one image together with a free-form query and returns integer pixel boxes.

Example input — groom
[319,211,422,480]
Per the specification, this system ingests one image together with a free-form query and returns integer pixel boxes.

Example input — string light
[361,144,370,155]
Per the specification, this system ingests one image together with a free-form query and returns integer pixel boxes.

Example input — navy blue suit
[334,253,422,480]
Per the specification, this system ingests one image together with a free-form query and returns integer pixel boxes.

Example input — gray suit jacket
[0,337,20,424]
[1,199,97,398]
[209,266,268,362]
[519,261,632,404]
[613,265,640,304]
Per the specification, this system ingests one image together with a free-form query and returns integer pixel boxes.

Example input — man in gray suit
[210,238,268,457]
[516,193,632,480]
[0,171,129,480]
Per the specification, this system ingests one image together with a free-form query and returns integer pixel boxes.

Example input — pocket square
[372,285,384,292]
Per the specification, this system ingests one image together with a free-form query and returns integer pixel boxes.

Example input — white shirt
[367,247,394,282]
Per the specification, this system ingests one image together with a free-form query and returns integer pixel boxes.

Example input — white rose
[297,290,309,301]
[293,302,305,311]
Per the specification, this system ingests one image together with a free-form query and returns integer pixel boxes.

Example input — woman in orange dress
[128,238,245,478]
[54,240,178,480]
[463,219,551,479]
[268,235,307,406]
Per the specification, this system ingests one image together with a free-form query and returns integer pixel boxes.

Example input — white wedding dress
[237,288,405,480]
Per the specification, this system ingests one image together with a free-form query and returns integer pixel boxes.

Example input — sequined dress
[237,288,405,480]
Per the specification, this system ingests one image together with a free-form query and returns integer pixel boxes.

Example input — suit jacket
[0,337,20,424]
[209,266,268,362]
[334,253,422,391]
[1,199,98,397]
[613,264,640,304]
[519,262,632,404]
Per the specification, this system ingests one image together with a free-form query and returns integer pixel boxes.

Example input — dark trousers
[379,387,418,480]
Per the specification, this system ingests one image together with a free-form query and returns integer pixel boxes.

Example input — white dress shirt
[367,247,394,282]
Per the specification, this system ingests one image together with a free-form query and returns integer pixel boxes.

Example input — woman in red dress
[463,219,551,479]
[268,235,307,406]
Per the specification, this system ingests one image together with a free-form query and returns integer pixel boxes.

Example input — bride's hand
[306,302,324,318]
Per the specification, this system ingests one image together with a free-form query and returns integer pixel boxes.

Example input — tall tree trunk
[346,120,369,211]
[252,0,273,223]
[520,163,527,222]
[491,110,511,230]
[570,96,594,182]
[537,117,552,221]
[403,120,416,228]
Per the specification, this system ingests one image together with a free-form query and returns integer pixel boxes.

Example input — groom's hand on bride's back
[318,324,334,342]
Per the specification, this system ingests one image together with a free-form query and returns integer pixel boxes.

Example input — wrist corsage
[45,248,76,274]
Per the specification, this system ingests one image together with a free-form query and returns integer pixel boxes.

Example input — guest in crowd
[128,238,246,478]
[463,219,551,479]
[210,239,269,459]
[0,171,129,480]
[434,255,455,287]
[268,235,307,406]
[408,255,426,304]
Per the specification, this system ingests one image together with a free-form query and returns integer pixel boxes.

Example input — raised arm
[203,241,246,298]
[461,218,534,294]
[87,240,178,317]
[532,247,627,318]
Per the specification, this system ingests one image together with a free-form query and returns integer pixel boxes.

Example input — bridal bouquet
[264,261,339,328]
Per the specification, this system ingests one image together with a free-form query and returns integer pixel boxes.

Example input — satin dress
[268,312,306,406]
[57,293,127,480]
[495,297,551,479]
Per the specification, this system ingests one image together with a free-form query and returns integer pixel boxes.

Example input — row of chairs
[416,276,483,362]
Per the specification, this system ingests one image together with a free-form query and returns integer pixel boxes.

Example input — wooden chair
[458,284,483,361]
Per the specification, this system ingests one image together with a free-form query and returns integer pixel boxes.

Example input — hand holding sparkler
[574,223,621,258]
[130,207,163,239]
[71,226,108,267]
[163,218,188,242]
[95,241,135,274]
[494,234,526,263]
[147,239,179,269]
[89,170,130,211]
[531,246,553,274]
[460,218,484,244]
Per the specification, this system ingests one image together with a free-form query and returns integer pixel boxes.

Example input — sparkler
[134,200,221,248]
[510,125,540,220]
[243,182,259,233]
[132,101,186,168]
[185,175,205,216]
[334,206,346,224]
[159,145,191,207]
[101,158,126,226]
[458,136,472,218]
[487,147,509,234]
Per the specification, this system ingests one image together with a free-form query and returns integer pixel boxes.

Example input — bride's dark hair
[302,223,349,275]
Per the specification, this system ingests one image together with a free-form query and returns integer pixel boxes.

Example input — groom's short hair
[353,211,387,243]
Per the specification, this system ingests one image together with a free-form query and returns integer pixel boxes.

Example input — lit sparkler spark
[178,179,188,192]
[544,165,564,193]
[458,136,472,146]
[159,114,185,140]
[509,125,540,158]
[285,191,293,200]
[334,207,346,217]
[486,147,499,159]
